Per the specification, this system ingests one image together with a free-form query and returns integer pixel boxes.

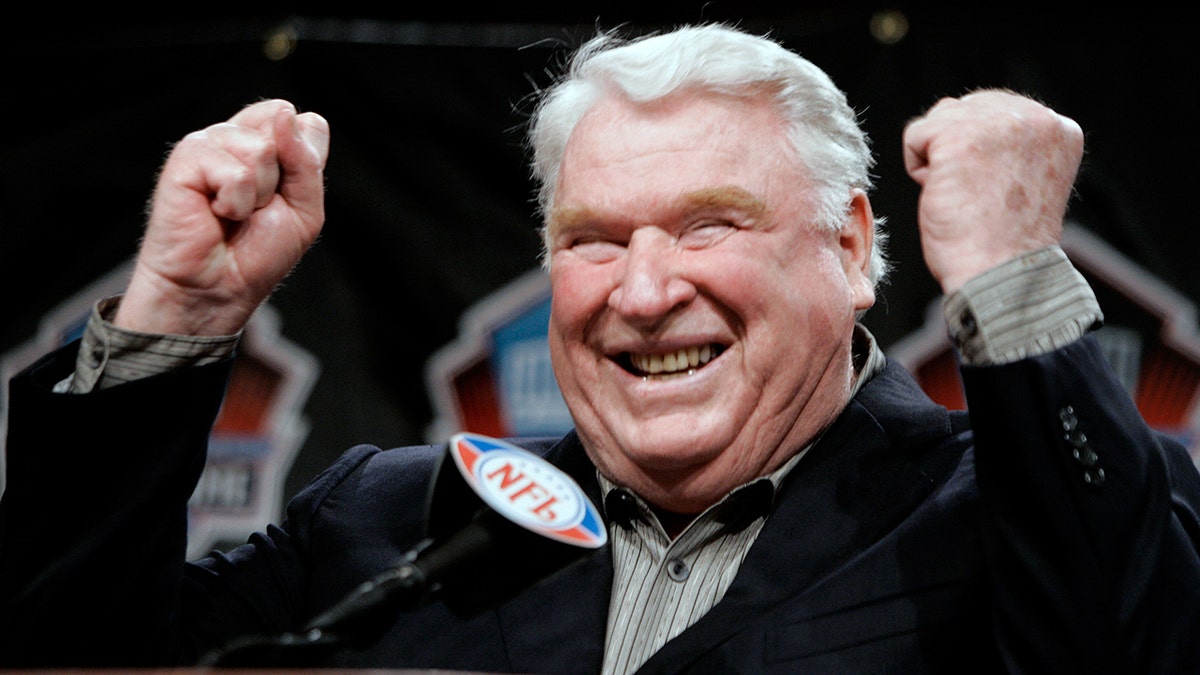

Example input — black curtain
[4,5,1195,511]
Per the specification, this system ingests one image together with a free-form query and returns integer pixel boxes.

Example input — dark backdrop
[4,4,1196,508]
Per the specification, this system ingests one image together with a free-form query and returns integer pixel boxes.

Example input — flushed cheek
[549,262,611,326]
[547,283,611,410]
[547,311,596,392]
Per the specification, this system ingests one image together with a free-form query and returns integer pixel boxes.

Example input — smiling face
[546,91,876,514]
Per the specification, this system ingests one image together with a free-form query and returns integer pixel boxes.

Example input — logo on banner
[426,269,572,443]
[891,223,1200,465]
[449,432,606,547]
[0,260,319,559]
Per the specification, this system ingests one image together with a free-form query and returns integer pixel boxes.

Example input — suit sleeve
[962,334,1200,673]
[0,340,231,667]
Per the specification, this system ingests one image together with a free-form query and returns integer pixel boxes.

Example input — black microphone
[201,432,608,667]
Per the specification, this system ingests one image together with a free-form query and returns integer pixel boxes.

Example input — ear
[840,189,876,312]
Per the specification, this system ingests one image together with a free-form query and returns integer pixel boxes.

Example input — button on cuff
[67,301,113,393]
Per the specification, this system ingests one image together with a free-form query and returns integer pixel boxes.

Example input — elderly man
[3,23,1198,674]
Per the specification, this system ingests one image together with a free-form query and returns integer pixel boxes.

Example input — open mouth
[619,344,726,377]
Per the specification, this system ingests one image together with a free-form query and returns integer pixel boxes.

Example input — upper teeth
[630,345,715,375]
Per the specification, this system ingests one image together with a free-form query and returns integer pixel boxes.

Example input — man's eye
[678,221,735,248]
[570,239,626,262]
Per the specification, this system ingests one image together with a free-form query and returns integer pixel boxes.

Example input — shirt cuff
[59,296,241,393]
[942,246,1104,366]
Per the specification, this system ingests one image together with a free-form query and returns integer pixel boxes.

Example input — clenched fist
[903,89,1084,293]
[115,99,330,336]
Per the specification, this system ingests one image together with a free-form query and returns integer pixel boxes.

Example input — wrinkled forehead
[557,92,798,183]
[572,87,790,148]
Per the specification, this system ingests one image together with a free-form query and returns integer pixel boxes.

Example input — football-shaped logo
[450,432,607,548]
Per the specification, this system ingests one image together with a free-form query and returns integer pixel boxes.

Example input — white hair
[527,23,890,287]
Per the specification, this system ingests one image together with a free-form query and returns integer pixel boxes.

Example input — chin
[620,432,727,469]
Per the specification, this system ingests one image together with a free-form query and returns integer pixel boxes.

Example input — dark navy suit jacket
[3,335,1199,672]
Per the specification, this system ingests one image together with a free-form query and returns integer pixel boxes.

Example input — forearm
[0,340,234,667]
[948,254,1200,671]
[963,337,1200,672]
[939,246,1200,671]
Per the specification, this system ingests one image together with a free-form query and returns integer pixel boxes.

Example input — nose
[608,229,696,322]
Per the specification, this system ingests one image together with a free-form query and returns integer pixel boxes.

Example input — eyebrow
[548,185,767,233]
[683,186,767,219]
